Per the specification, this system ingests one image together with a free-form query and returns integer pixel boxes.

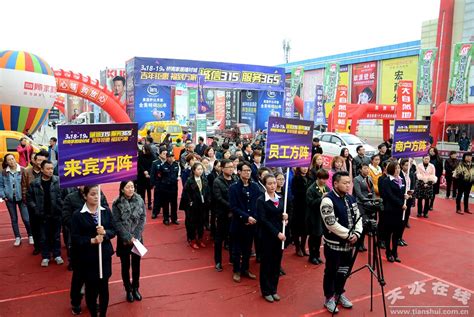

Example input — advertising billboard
[351,62,377,104]
[380,56,418,105]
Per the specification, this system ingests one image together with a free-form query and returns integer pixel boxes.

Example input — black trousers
[152,187,161,217]
[185,209,204,242]
[214,215,231,264]
[27,206,41,252]
[120,252,141,290]
[161,190,178,222]
[384,220,403,257]
[232,228,254,273]
[259,237,283,296]
[39,217,62,259]
[137,180,152,208]
[456,180,472,211]
[63,226,71,264]
[323,246,352,299]
[210,207,217,238]
[85,278,109,317]
[308,234,322,259]
[417,198,430,216]
[70,267,84,307]
[445,175,457,198]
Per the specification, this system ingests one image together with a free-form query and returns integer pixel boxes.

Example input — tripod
[332,218,388,317]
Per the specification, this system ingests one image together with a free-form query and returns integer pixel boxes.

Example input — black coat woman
[137,144,154,210]
[379,162,407,263]
[291,167,312,257]
[257,174,288,303]
[428,147,443,210]
[112,181,146,303]
[306,168,330,265]
[180,162,211,249]
[454,152,474,214]
[71,185,116,317]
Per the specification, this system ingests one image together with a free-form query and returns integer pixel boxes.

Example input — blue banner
[240,90,258,132]
[256,91,284,131]
[392,120,430,158]
[197,74,212,114]
[314,84,326,125]
[134,84,171,129]
[131,57,285,91]
[303,101,315,121]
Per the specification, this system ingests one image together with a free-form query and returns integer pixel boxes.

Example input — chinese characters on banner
[314,85,326,125]
[392,120,430,158]
[265,117,314,168]
[416,48,437,105]
[380,56,418,105]
[240,90,258,131]
[334,85,348,132]
[396,80,415,120]
[323,63,340,103]
[351,62,377,104]
[290,67,304,100]
[283,86,294,118]
[58,123,138,188]
[449,43,474,104]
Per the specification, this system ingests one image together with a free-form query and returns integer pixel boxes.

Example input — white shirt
[80,203,105,214]
[264,192,280,202]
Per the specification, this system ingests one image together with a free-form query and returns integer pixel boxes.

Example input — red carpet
[0,183,473,316]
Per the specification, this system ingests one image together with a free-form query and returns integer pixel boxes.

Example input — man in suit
[352,163,374,252]
[353,145,371,176]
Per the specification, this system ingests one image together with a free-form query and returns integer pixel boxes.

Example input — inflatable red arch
[53,69,131,123]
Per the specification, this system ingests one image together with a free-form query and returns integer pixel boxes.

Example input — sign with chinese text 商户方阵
[392,120,430,158]
[265,117,314,168]
[57,123,138,188]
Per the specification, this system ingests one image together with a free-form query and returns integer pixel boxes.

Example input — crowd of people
[1,132,473,315]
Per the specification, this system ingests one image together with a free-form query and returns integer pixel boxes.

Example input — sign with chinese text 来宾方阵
[392,120,430,158]
[58,123,138,188]
[265,117,314,168]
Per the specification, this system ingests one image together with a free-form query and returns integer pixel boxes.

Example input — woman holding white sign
[71,185,115,317]
[112,181,146,303]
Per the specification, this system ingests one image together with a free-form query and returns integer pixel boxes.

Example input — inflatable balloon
[294,95,304,115]
[0,50,56,133]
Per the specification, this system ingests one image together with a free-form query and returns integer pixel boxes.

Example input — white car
[318,132,377,158]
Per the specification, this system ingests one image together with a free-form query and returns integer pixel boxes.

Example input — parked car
[216,123,253,143]
[207,120,221,138]
[318,132,376,158]
[138,120,183,143]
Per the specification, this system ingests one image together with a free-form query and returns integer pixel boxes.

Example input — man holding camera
[320,171,363,313]
[353,163,375,252]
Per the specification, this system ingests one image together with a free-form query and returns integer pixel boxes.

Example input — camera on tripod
[360,193,383,233]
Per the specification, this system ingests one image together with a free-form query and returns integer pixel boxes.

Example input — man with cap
[156,151,181,225]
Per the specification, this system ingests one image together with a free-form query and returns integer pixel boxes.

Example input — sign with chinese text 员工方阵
[392,120,430,158]
[265,117,314,168]
[57,123,138,188]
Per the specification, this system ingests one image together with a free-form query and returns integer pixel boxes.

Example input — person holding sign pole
[71,185,116,317]
[112,181,146,303]
[256,174,288,303]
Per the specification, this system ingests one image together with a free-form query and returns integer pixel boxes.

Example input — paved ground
[0,183,473,317]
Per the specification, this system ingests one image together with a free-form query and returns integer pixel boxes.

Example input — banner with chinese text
[265,117,314,168]
[449,43,474,104]
[380,56,418,105]
[416,48,437,105]
[134,85,171,127]
[225,90,239,128]
[334,85,348,132]
[283,85,294,118]
[58,123,138,188]
[290,67,304,100]
[351,62,377,104]
[240,90,258,131]
[323,63,340,103]
[214,90,226,130]
[314,85,326,125]
[392,120,430,158]
[256,91,284,130]
[396,80,415,120]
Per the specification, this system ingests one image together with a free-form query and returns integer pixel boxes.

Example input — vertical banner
[175,83,189,126]
[214,90,226,129]
[283,85,294,118]
[334,85,348,132]
[380,56,418,104]
[265,117,314,168]
[351,62,377,104]
[397,80,415,120]
[392,120,430,158]
[195,114,207,144]
[57,123,138,188]
[240,90,258,131]
[125,60,135,121]
[197,74,212,114]
[225,90,239,128]
[314,84,326,125]
[256,91,284,131]
[188,88,197,121]
[449,43,474,104]
[303,101,315,121]
[290,67,304,99]
[323,63,340,103]
[134,85,171,127]
[416,48,437,105]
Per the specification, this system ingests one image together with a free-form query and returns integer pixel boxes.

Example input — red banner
[351,61,377,104]
[396,80,415,120]
[334,85,348,131]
